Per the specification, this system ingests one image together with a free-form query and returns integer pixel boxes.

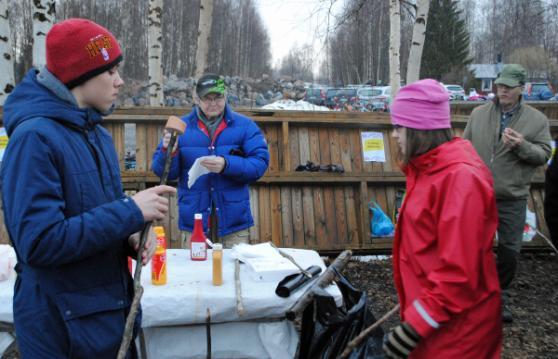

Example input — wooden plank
[382,131,393,172]
[350,129,363,173]
[291,186,305,248]
[333,185,348,249]
[345,186,359,247]
[322,186,337,249]
[146,124,162,173]
[289,126,300,171]
[328,128,342,166]
[531,189,550,239]
[258,185,272,243]
[280,186,294,247]
[270,185,283,246]
[308,127,321,164]
[298,127,311,165]
[339,128,353,172]
[263,124,279,174]
[359,181,370,246]
[302,186,316,247]
[312,185,328,249]
[282,121,291,172]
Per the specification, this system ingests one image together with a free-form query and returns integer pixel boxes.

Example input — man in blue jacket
[152,74,269,248]
[0,19,175,358]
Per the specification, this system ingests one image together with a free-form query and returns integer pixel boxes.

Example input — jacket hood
[3,69,104,137]
[406,137,485,175]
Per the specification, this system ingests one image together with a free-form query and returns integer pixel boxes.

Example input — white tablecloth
[0,248,342,358]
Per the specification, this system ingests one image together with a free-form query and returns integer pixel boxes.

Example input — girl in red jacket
[383,79,502,358]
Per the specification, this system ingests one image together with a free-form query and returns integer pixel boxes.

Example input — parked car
[304,87,327,106]
[367,86,391,112]
[325,88,358,109]
[523,82,554,101]
[443,84,466,101]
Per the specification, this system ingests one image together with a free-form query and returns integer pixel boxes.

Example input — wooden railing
[1,103,557,253]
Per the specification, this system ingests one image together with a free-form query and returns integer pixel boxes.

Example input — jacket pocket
[54,282,129,358]
[179,191,202,228]
[222,188,251,228]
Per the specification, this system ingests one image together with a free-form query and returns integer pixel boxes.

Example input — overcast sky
[255,0,344,69]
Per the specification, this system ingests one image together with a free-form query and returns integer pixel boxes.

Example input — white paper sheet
[188,155,216,188]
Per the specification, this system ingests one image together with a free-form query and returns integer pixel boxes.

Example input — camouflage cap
[495,64,527,87]
[196,73,226,98]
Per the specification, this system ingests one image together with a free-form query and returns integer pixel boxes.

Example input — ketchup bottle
[190,213,207,261]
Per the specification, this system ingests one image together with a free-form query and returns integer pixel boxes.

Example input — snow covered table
[0,248,342,358]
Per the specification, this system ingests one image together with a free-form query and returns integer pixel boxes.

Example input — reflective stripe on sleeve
[413,299,440,329]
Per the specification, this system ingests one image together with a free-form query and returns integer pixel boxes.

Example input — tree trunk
[194,0,214,79]
[32,0,55,69]
[389,0,401,96]
[406,0,430,84]
[148,0,164,106]
[0,1,14,105]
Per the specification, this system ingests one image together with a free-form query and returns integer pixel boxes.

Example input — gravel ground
[343,252,558,359]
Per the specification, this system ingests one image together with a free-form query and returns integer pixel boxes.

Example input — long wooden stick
[117,132,179,359]
[286,249,352,321]
[235,259,245,316]
[339,304,400,359]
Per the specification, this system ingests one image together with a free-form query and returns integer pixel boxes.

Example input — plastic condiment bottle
[190,213,207,261]
[151,226,167,285]
[212,243,223,286]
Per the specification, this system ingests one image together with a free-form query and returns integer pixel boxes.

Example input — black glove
[383,322,421,359]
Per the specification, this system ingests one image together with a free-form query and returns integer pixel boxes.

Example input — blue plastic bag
[369,201,394,237]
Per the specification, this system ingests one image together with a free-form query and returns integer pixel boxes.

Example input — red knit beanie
[46,18,123,89]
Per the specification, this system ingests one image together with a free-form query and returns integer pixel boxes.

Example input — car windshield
[359,89,382,96]
[446,86,463,92]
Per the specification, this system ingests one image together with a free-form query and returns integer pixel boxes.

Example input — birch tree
[148,0,164,106]
[194,0,214,79]
[406,0,430,83]
[32,0,55,69]
[0,0,14,105]
[389,0,401,96]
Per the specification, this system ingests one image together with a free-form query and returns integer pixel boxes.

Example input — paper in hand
[187,155,217,188]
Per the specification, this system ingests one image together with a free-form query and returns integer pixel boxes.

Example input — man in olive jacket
[463,64,552,323]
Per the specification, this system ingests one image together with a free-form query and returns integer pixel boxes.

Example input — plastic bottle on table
[212,243,223,286]
[151,226,167,285]
[190,213,207,261]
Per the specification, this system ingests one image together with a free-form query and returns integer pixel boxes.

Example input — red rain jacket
[393,138,502,358]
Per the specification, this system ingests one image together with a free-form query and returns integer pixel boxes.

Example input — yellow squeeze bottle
[151,226,167,285]
[212,244,223,286]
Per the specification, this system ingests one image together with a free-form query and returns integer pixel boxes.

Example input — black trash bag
[297,268,384,359]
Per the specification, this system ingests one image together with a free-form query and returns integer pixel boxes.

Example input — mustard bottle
[212,243,223,286]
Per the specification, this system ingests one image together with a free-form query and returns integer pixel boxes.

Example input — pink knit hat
[390,79,450,130]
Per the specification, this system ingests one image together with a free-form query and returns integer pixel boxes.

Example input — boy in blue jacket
[0,19,175,358]
[152,74,269,248]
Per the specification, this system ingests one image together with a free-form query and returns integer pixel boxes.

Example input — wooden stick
[528,223,558,255]
[206,308,212,359]
[338,304,400,359]
[235,259,245,316]
[286,249,352,321]
[118,130,180,358]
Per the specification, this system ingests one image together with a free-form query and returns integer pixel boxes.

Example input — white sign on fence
[361,131,386,162]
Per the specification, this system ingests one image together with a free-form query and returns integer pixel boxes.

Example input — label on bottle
[151,252,167,285]
[191,242,207,260]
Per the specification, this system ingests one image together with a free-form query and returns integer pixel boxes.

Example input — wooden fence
[1,103,557,253]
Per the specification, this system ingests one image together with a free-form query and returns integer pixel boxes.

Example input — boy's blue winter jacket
[1,69,144,357]
[151,105,269,236]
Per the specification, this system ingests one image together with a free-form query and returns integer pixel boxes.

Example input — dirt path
[344,252,558,359]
